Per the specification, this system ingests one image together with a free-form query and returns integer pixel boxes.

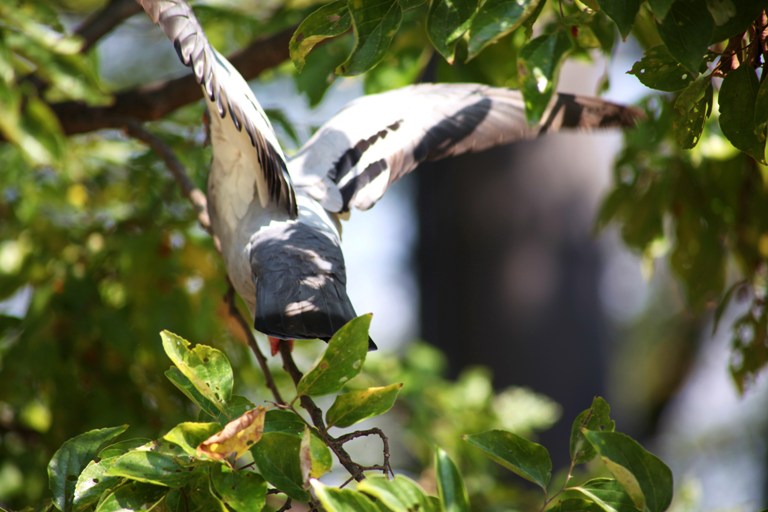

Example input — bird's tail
[538,93,644,134]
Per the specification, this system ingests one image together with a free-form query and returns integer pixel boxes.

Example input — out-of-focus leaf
[312,479,381,511]
[648,0,675,19]
[719,65,764,162]
[251,432,309,501]
[709,0,764,41]
[290,1,351,71]
[300,427,333,480]
[466,0,541,59]
[628,45,696,92]
[108,450,198,488]
[435,448,469,512]
[297,314,371,397]
[197,407,266,461]
[657,0,713,73]
[163,422,221,457]
[210,466,267,512]
[596,0,641,38]
[583,430,673,512]
[571,478,636,512]
[94,483,166,512]
[161,331,233,414]
[326,383,402,428]
[570,397,615,466]
[427,0,477,62]
[673,74,712,148]
[357,474,440,512]
[295,36,351,106]
[337,0,402,76]
[48,425,128,512]
[464,430,551,491]
[519,30,573,123]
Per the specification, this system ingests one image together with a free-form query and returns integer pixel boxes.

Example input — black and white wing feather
[289,83,640,213]
[138,0,297,216]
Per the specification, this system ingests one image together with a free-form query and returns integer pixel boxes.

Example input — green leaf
[251,432,309,501]
[326,383,402,428]
[570,397,615,466]
[337,0,402,76]
[98,439,152,460]
[435,448,469,512]
[160,331,233,414]
[312,479,381,511]
[628,46,696,92]
[519,30,573,123]
[466,0,542,59]
[357,474,440,512]
[427,0,477,62]
[464,429,551,491]
[657,0,713,73]
[163,422,221,457]
[210,466,267,512]
[73,459,121,511]
[596,0,641,38]
[300,428,333,479]
[48,425,128,512]
[583,431,673,512]
[719,65,764,161]
[165,366,221,418]
[648,0,675,19]
[295,36,352,106]
[94,483,166,512]
[571,478,636,512]
[297,314,371,396]
[673,74,713,148]
[108,450,198,488]
[264,409,306,436]
[290,1,351,71]
[709,0,765,41]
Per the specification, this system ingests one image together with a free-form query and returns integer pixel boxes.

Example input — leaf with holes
[519,30,573,123]
[161,331,233,415]
[163,422,221,457]
[583,430,673,512]
[108,450,197,488]
[297,314,371,397]
[570,397,615,465]
[628,46,695,92]
[673,75,712,149]
[48,424,128,512]
[657,0,713,73]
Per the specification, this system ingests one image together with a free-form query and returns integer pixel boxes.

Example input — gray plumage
[137,0,641,348]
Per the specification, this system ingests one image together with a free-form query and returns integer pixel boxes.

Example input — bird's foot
[269,336,293,356]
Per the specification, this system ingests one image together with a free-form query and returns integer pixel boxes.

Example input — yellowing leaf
[197,407,266,461]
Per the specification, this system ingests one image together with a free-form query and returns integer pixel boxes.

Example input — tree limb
[76,0,142,52]
[52,27,294,136]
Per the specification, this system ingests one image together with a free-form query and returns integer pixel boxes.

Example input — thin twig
[335,427,393,477]
[122,120,212,235]
[224,283,286,405]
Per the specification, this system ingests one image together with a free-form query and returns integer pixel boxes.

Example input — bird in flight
[137,0,641,353]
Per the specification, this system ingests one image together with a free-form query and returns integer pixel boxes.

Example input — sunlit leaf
[326,383,402,428]
[583,430,673,512]
[197,407,266,461]
[300,427,333,480]
[466,0,541,59]
[163,422,221,457]
[519,30,573,123]
[427,0,477,62]
[571,478,636,512]
[94,483,166,512]
[290,1,351,71]
[435,448,469,512]
[312,479,381,511]
[464,429,551,491]
[297,314,371,396]
[337,0,402,76]
[48,425,128,512]
[210,466,267,512]
[108,450,198,488]
[73,459,121,511]
[357,474,440,512]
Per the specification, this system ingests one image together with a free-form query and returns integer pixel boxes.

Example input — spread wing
[288,83,641,213]
[138,0,297,216]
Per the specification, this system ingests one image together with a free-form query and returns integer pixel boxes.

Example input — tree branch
[52,27,294,136]
[75,0,142,52]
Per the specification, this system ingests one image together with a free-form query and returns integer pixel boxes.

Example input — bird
[137,0,641,354]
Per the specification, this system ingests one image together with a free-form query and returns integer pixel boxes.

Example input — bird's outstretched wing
[138,0,297,216]
[289,83,641,213]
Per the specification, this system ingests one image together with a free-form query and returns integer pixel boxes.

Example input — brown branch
[75,0,142,52]
[335,427,393,478]
[122,120,211,234]
[52,27,294,136]
[224,283,286,405]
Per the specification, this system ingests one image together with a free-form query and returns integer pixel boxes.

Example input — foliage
[47,320,671,511]
[1,0,767,508]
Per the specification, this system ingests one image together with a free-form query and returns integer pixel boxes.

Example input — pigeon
[137,0,641,352]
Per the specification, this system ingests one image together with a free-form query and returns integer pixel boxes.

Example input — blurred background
[1,1,767,509]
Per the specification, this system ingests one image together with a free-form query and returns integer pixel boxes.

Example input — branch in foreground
[52,27,293,136]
